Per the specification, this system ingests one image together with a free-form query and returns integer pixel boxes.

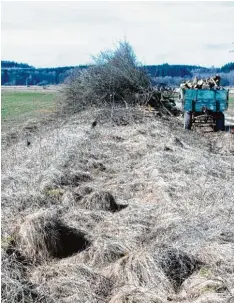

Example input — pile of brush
[180,75,223,90]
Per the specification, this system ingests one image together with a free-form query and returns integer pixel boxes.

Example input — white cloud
[1,1,234,67]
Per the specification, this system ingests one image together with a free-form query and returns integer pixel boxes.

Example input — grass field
[229,93,234,107]
[227,93,234,118]
[1,90,57,132]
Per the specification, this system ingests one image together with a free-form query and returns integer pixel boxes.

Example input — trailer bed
[183,89,228,112]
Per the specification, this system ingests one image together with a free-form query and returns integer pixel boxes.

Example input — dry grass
[80,190,128,211]
[1,105,234,302]
[30,263,112,303]
[108,286,165,303]
[12,209,90,264]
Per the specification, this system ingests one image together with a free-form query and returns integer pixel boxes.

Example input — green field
[228,93,234,115]
[1,91,57,132]
[229,93,234,104]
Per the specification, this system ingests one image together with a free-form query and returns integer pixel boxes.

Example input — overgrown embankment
[2,105,234,303]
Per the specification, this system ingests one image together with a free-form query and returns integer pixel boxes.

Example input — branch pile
[61,41,177,115]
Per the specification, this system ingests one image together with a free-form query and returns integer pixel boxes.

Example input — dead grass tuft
[109,286,164,303]
[103,249,173,300]
[30,263,113,303]
[81,191,128,212]
[1,251,45,303]
[43,170,92,191]
[61,207,108,232]
[59,170,92,187]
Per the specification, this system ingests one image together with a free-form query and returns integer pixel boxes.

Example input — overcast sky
[1,1,234,68]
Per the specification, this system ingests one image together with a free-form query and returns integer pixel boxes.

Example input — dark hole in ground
[164,146,173,152]
[45,221,90,258]
[157,248,203,291]
[105,192,127,212]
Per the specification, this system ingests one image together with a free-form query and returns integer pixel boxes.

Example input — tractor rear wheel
[215,112,225,131]
[184,112,192,130]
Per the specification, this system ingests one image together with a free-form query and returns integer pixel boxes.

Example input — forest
[1,60,234,86]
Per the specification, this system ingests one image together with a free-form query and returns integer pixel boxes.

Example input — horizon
[1,59,233,70]
[2,1,234,68]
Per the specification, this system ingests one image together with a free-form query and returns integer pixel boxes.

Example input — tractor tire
[184,112,192,130]
[215,112,225,131]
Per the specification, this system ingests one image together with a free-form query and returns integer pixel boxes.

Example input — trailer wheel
[184,112,192,130]
[215,112,225,131]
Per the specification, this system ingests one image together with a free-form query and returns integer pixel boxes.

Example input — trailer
[181,89,229,131]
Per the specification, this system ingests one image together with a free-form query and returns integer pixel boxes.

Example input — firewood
[180,75,221,90]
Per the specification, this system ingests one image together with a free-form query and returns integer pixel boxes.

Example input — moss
[199,267,212,278]
[1,236,15,248]
[200,285,219,293]
[47,188,65,198]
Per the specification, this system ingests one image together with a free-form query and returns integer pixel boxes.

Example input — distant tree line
[1,60,34,69]
[1,61,88,86]
[1,60,234,86]
[220,62,234,73]
[148,63,234,87]
[145,64,200,77]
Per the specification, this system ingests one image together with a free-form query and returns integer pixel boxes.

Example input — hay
[1,190,49,216]
[61,189,128,212]
[43,169,92,191]
[13,209,90,263]
[102,249,173,300]
[85,235,131,268]
[1,252,44,303]
[30,263,113,303]
[73,185,94,197]
[83,204,159,268]
[61,207,107,232]
[109,286,164,303]
[61,187,94,207]
[81,191,128,212]
[181,272,229,299]
[59,170,92,187]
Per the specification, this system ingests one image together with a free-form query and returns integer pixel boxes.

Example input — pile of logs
[180,75,222,90]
